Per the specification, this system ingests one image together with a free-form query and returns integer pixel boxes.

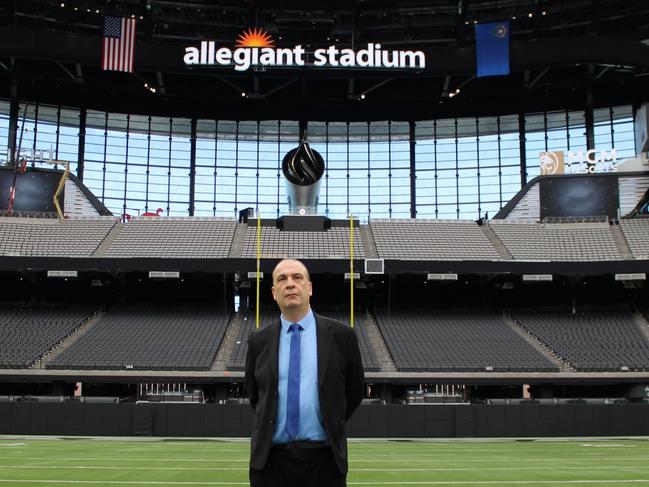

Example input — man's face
[271,260,312,316]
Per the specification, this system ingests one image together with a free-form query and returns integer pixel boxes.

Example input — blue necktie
[286,323,302,439]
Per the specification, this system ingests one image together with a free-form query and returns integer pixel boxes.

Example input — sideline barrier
[1,403,648,438]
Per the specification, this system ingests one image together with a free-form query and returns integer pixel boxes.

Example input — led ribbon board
[184,28,425,71]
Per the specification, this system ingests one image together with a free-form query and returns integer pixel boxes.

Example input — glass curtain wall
[0,100,637,220]
[11,103,80,175]
[84,112,191,217]
[0,100,9,159]
[415,115,522,219]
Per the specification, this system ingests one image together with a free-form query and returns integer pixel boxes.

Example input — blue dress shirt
[272,308,326,444]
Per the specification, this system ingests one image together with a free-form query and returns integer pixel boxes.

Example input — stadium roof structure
[2,0,649,120]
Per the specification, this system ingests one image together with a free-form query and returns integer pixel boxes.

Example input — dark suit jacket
[245,313,365,474]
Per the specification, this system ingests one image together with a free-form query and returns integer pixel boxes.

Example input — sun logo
[235,28,275,48]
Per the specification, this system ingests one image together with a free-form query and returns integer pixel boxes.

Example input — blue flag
[475,21,510,77]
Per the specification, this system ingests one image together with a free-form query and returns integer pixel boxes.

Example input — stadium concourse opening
[1,0,649,443]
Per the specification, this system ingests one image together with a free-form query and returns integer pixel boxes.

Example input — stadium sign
[539,149,618,175]
[5,147,55,164]
[183,28,425,71]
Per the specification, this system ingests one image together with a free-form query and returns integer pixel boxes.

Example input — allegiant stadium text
[183,43,426,71]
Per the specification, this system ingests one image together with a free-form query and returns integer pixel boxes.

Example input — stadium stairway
[609,223,634,259]
[359,225,379,259]
[38,309,105,369]
[92,222,124,257]
[500,313,572,371]
[481,223,513,260]
[364,312,397,372]
[211,313,242,370]
[228,224,249,258]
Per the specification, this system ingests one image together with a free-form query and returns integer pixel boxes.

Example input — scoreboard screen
[539,176,618,220]
[0,169,64,213]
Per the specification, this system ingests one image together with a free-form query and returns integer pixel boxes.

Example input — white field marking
[0,482,248,485]
[346,483,649,486]
[581,444,637,448]
[1,480,649,486]
[3,456,649,464]
[3,449,644,458]
[10,446,614,454]
[0,453,625,460]
[0,443,26,447]
[3,465,649,472]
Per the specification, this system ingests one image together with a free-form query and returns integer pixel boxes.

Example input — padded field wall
[1,403,648,438]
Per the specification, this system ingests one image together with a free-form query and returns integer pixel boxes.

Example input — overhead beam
[456,75,475,91]
[262,79,298,98]
[455,0,470,41]
[360,78,393,97]
[217,76,246,95]
[156,71,166,95]
[441,75,451,97]
[594,65,611,80]
[56,61,77,81]
[529,68,550,87]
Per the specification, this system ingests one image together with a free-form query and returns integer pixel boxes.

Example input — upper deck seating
[0,216,117,257]
[619,219,649,259]
[240,226,364,259]
[103,218,236,258]
[489,221,621,261]
[370,219,500,260]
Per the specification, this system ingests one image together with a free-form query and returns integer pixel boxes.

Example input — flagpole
[350,213,354,329]
[256,209,261,329]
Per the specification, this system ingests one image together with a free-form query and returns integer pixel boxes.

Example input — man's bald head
[271,259,312,322]
[272,259,310,284]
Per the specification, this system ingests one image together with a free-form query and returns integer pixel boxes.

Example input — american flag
[102,17,136,72]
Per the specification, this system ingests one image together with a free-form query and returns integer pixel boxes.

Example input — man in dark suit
[246,258,365,487]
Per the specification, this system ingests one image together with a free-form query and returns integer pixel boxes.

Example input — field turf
[1,437,649,486]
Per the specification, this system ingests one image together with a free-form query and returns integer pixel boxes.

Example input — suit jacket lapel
[269,320,281,383]
[316,314,333,389]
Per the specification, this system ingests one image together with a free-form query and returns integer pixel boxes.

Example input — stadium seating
[240,225,364,259]
[103,218,236,258]
[0,216,117,257]
[619,219,649,259]
[310,308,382,372]
[369,219,501,260]
[46,304,230,370]
[227,309,273,371]
[373,308,559,372]
[509,308,649,371]
[227,309,381,372]
[0,304,94,368]
[489,221,621,261]
[0,216,643,262]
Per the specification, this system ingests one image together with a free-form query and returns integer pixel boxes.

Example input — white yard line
[2,456,649,463]
[1,480,649,486]
[2,465,649,472]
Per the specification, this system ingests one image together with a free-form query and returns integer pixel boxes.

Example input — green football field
[1,437,649,486]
